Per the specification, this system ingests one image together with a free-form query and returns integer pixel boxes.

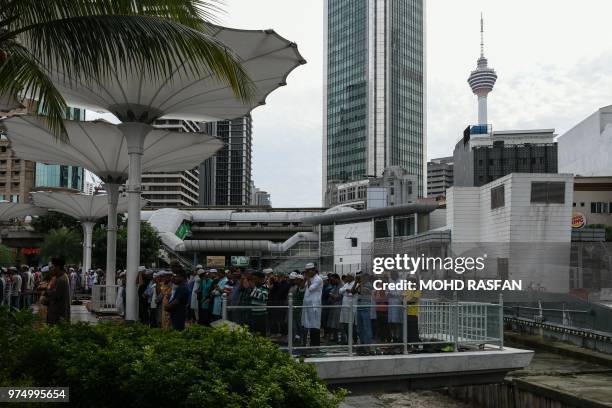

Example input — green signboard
[175,222,191,240]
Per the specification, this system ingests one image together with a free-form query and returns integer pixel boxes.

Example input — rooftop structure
[454,128,558,187]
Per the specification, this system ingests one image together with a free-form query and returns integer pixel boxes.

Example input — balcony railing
[222,294,504,356]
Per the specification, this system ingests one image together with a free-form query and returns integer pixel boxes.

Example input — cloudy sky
[215,0,612,208]
[89,1,612,207]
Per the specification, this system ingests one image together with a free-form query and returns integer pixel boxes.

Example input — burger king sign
[572,212,586,229]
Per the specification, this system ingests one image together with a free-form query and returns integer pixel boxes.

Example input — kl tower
[468,14,497,126]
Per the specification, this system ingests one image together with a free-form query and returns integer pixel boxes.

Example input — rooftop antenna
[480,12,485,58]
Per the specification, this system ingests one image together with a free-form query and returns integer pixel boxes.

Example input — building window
[530,182,565,204]
[374,218,392,239]
[591,202,612,214]
[498,258,509,280]
[320,225,334,242]
[491,185,505,209]
[394,216,415,237]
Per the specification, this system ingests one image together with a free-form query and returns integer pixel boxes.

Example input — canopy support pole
[105,183,120,286]
[120,123,151,322]
[81,221,96,280]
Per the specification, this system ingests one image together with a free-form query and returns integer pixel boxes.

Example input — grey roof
[4,116,223,182]
[301,203,438,225]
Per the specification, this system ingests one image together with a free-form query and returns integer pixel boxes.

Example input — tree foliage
[0,308,345,407]
[30,212,81,234]
[0,0,253,139]
[92,220,161,269]
[0,244,14,266]
[39,227,82,264]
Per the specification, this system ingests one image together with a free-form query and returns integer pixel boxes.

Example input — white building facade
[446,173,574,293]
[558,105,612,177]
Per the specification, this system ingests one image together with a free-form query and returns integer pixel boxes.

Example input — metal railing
[91,285,120,313]
[221,293,504,356]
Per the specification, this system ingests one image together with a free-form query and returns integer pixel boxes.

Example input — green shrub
[0,307,344,408]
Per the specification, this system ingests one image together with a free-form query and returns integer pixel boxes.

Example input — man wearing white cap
[301,263,322,351]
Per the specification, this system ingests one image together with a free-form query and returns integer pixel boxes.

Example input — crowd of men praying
[1,258,422,355]
[130,261,422,355]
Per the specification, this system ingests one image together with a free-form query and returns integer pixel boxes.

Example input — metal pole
[288,293,294,355]
[222,293,228,321]
[81,221,95,276]
[499,293,504,350]
[453,292,459,352]
[348,296,354,356]
[105,183,120,286]
[402,291,408,354]
[121,123,151,322]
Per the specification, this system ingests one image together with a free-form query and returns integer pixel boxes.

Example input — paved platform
[306,346,533,390]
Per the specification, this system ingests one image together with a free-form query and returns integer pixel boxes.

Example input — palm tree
[40,227,82,264]
[0,0,253,139]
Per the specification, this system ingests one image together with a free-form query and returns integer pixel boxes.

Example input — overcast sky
[89,1,612,207]
[216,0,612,208]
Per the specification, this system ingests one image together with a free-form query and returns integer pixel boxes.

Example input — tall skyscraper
[34,107,85,192]
[199,115,253,206]
[323,0,427,205]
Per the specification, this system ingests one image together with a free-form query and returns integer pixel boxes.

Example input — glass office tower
[323,0,426,204]
[34,107,85,191]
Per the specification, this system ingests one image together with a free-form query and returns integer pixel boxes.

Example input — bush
[0,307,344,408]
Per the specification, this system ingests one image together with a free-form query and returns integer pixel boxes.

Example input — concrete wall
[447,173,573,293]
[558,106,612,176]
[429,209,447,230]
[333,221,373,270]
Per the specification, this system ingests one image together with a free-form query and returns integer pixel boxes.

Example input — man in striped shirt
[248,271,269,336]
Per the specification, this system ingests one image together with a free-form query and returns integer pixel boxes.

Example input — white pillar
[120,123,151,322]
[81,221,96,277]
[478,95,488,126]
[105,183,120,286]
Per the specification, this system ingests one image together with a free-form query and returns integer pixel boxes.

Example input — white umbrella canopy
[4,116,225,181]
[31,191,130,222]
[41,24,305,321]
[31,191,144,276]
[49,26,305,122]
[0,202,47,221]
[5,115,223,285]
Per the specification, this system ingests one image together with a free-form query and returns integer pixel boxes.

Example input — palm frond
[0,0,225,32]
[0,43,68,141]
[8,15,254,102]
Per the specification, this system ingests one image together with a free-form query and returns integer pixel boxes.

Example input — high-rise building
[141,119,201,208]
[251,188,271,207]
[33,107,85,192]
[199,115,252,206]
[427,156,454,199]
[323,0,426,205]
[0,133,35,203]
